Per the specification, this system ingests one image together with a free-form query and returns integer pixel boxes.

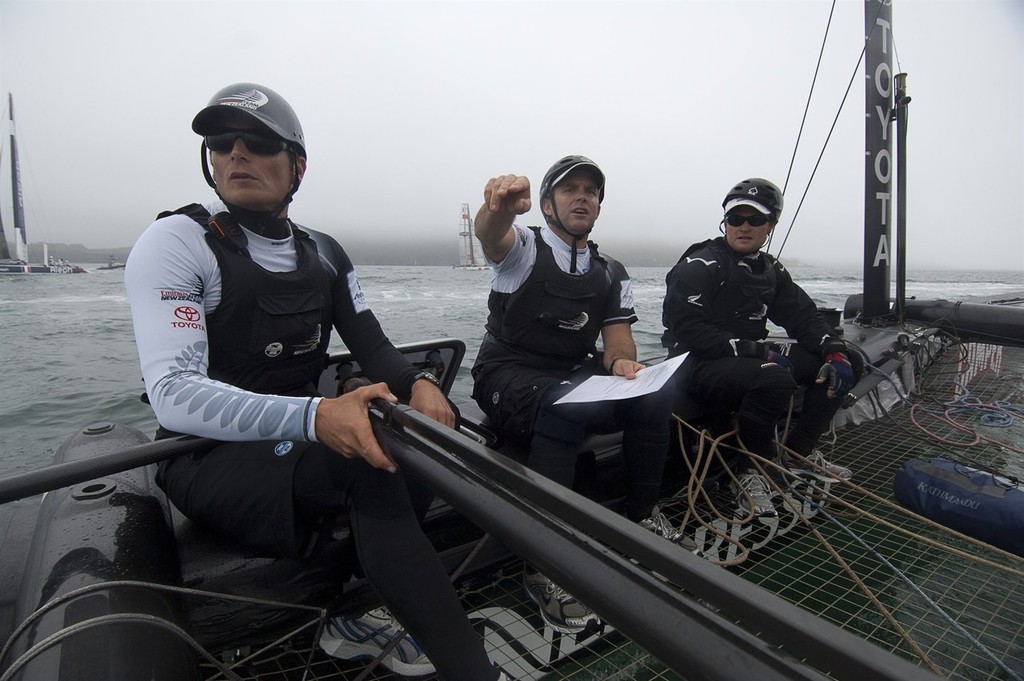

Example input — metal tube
[0,431,215,504]
[377,403,942,681]
[894,72,911,322]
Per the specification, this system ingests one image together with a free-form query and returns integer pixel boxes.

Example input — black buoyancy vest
[687,237,780,340]
[159,204,333,395]
[480,227,611,368]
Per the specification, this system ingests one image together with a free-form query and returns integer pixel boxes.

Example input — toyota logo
[174,306,201,322]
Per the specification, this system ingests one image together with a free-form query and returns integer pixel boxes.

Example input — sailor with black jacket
[662,178,858,519]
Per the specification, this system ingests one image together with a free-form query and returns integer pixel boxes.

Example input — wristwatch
[413,371,441,388]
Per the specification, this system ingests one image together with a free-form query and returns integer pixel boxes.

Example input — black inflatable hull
[0,423,198,681]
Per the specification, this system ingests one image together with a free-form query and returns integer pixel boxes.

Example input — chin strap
[546,204,592,274]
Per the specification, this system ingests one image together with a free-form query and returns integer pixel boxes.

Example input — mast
[862,0,894,320]
[8,93,28,263]
[0,96,10,261]
[0,98,8,260]
[0,182,8,260]
[893,73,911,322]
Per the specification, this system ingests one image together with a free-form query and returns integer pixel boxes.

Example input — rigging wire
[773,0,889,260]
[793,489,1024,681]
[780,1,838,200]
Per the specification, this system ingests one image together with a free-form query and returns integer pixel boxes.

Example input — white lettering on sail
[875,17,891,52]
[874,149,891,184]
[875,61,892,99]
[867,13,893,276]
[872,235,890,268]
[875,105,891,141]
[875,192,891,226]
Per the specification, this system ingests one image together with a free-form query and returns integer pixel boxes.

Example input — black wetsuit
[662,236,847,458]
[127,201,495,681]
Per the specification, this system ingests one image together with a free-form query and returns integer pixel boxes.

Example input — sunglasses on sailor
[725,213,771,228]
[205,132,290,156]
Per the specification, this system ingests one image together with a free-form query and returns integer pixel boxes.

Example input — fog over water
[0,0,1020,271]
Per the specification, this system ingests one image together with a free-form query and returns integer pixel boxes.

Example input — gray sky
[0,0,1021,270]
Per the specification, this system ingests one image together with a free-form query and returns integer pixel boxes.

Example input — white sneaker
[319,607,435,676]
[523,568,600,634]
[638,506,703,555]
[784,450,853,480]
[638,505,684,541]
[731,472,777,517]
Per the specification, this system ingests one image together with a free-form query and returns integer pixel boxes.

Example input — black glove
[766,349,793,371]
[729,339,793,371]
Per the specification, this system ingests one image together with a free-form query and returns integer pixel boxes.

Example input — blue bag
[893,456,1024,557]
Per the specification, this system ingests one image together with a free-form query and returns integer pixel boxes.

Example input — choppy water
[1,265,1021,488]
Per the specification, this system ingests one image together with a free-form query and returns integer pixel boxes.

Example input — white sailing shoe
[784,449,853,481]
[731,471,778,517]
[523,568,600,634]
[319,607,435,676]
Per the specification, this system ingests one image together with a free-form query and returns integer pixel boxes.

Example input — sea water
[1,265,1021,489]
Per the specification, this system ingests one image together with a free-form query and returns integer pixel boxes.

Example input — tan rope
[743,452,944,676]
[669,413,1022,675]
[671,416,751,566]
[771,444,1024,577]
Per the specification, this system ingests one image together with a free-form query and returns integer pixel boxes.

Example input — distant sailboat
[97,254,126,271]
[0,93,86,275]
[454,202,489,271]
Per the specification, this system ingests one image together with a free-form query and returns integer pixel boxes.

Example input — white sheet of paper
[553,353,688,405]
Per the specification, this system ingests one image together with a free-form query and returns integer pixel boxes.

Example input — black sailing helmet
[192,83,307,202]
[722,178,784,220]
[539,155,606,206]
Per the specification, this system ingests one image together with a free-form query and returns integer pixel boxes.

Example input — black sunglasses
[205,132,289,156]
[725,213,771,227]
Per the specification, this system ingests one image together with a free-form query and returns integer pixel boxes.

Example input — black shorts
[157,438,318,557]
[472,363,575,445]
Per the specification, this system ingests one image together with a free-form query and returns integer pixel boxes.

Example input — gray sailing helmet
[539,155,606,205]
[722,178,784,219]
[192,83,306,158]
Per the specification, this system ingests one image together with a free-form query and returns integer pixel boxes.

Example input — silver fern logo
[748,303,768,321]
[218,89,270,111]
[557,312,589,331]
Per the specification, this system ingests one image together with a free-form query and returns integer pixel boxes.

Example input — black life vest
[684,237,780,341]
[158,204,333,395]
[477,226,611,371]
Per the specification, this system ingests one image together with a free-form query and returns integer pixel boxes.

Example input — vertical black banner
[862,0,893,319]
